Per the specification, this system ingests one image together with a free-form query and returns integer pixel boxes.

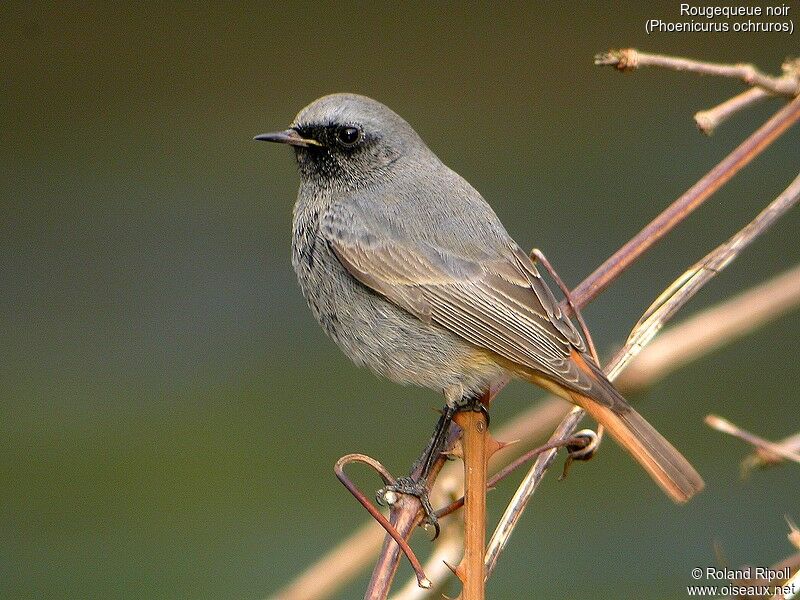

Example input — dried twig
[596,49,800,134]
[609,171,800,380]
[595,49,800,97]
[705,415,800,466]
[741,431,800,473]
[695,87,770,135]
[569,93,800,307]
[334,455,431,589]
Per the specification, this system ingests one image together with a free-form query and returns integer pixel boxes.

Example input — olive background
[2,2,799,599]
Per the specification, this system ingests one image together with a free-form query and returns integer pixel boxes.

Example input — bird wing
[320,208,589,390]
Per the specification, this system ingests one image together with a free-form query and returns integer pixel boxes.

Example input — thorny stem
[454,409,489,600]
[434,436,585,521]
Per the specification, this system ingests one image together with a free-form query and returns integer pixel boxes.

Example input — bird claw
[377,476,441,540]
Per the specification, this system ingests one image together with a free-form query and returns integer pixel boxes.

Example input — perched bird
[255,93,704,504]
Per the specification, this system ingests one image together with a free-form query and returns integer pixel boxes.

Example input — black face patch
[293,121,400,190]
[294,123,365,181]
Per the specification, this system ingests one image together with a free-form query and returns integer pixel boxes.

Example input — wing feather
[323,209,587,386]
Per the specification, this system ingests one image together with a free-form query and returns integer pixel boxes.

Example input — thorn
[495,438,520,451]
[486,437,519,460]
[442,559,463,583]
[485,433,503,458]
[448,439,465,460]
[443,559,466,583]
[454,561,466,582]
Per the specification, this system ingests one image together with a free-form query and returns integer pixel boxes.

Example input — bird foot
[377,476,440,539]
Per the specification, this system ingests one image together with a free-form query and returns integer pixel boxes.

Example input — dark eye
[336,126,361,146]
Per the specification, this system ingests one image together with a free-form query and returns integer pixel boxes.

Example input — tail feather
[569,391,704,503]
[564,350,704,503]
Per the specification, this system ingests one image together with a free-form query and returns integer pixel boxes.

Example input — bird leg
[376,389,488,539]
[376,402,457,539]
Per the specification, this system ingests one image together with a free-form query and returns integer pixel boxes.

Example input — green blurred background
[2,2,799,599]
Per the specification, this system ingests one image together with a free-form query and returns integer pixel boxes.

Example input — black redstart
[255,93,703,503]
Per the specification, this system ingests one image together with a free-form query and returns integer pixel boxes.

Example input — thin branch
[364,423,460,600]
[695,87,770,135]
[597,50,800,133]
[364,494,427,600]
[608,171,800,381]
[485,171,800,579]
[595,49,800,97]
[484,406,585,577]
[334,455,431,590]
[705,415,800,466]
[743,431,800,473]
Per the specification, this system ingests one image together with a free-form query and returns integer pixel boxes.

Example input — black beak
[253,129,322,147]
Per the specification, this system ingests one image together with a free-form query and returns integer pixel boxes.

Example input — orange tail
[569,390,704,503]
[562,350,704,503]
